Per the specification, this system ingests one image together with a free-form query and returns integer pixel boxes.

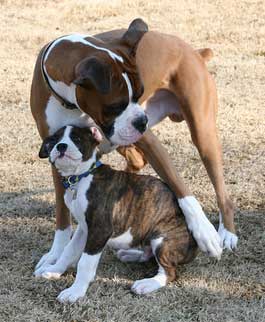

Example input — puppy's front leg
[57,210,113,303]
[57,251,102,303]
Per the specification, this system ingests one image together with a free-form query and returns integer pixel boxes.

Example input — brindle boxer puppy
[35,125,197,303]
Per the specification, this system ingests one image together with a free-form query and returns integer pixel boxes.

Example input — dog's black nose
[56,143,68,153]
[132,114,148,134]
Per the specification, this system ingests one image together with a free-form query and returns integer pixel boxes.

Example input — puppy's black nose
[132,114,148,134]
[56,143,68,153]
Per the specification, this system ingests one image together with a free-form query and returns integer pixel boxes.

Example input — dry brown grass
[0,0,264,321]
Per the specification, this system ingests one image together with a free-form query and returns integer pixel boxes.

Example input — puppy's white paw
[117,249,144,262]
[57,285,86,303]
[218,222,238,251]
[131,278,163,295]
[34,264,64,279]
[178,196,222,259]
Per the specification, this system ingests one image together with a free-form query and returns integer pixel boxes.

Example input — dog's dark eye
[132,84,144,102]
[104,101,128,117]
[49,137,58,146]
[72,136,81,145]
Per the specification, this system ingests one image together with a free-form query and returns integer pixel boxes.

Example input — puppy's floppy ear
[39,136,54,158]
[90,127,103,143]
[122,18,148,50]
[74,57,112,94]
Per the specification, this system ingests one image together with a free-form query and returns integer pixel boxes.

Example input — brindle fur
[85,165,198,282]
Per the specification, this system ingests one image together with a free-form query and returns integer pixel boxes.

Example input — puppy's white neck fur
[58,150,97,177]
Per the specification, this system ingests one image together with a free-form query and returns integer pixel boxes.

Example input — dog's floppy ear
[39,136,54,158]
[122,18,148,50]
[74,57,112,94]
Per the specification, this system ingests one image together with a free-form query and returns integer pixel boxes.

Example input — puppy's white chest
[64,175,93,225]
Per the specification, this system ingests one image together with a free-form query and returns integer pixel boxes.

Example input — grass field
[0,0,264,321]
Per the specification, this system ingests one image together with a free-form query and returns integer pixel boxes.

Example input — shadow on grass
[0,189,54,218]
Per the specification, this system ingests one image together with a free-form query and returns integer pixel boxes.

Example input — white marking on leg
[178,196,222,259]
[34,226,72,273]
[107,228,133,250]
[35,225,87,279]
[57,252,101,303]
[110,73,146,145]
[218,213,238,250]
[131,237,167,295]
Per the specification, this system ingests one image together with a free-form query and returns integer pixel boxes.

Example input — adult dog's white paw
[35,251,60,272]
[218,215,238,250]
[57,286,86,303]
[178,196,222,259]
[131,278,163,295]
[34,264,64,279]
[35,227,72,273]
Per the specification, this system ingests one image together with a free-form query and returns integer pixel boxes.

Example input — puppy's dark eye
[75,137,81,144]
[72,136,81,145]
[48,137,58,146]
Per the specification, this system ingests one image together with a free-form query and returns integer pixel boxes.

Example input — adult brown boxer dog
[31,19,237,275]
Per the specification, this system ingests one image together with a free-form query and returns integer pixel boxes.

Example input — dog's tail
[197,48,214,62]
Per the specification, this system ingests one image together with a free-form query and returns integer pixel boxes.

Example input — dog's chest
[64,175,93,225]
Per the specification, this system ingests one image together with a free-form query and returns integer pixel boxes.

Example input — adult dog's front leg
[34,166,72,272]
[135,130,222,258]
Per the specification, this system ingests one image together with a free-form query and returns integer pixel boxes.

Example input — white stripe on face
[49,126,82,176]
[122,72,133,99]
[49,126,98,177]
[109,72,147,145]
